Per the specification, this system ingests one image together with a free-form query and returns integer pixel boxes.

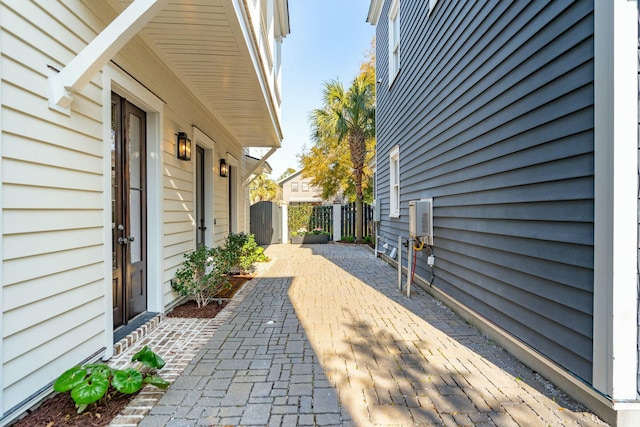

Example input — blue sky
[266,0,375,180]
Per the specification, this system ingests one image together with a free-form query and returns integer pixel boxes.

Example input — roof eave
[367,0,384,25]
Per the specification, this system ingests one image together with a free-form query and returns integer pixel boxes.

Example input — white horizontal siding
[160,116,194,304]
[238,157,247,231]
[3,184,103,209]
[162,137,195,307]
[3,108,103,156]
[4,286,103,355]
[3,246,104,286]
[163,199,194,215]
[163,230,193,248]
[3,134,103,173]
[163,221,193,236]
[3,159,102,191]
[3,209,102,234]
[3,264,104,311]
[1,0,106,415]
[3,330,103,411]
[3,229,103,260]
[1,0,271,417]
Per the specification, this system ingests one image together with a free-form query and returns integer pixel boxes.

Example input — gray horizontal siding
[375,0,595,382]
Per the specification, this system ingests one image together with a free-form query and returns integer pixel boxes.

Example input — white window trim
[389,145,400,218]
[388,0,400,86]
[428,0,439,16]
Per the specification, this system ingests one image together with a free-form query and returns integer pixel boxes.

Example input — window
[389,145,400,217]
[302,183,309,192]
[291,182,298,192]
[388,0,400,85]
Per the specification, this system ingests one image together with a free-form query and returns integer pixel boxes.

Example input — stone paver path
[139,244,607,426]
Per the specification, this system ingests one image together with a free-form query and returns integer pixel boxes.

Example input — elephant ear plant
[53,346,170,414]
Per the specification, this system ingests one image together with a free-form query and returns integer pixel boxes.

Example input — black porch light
[219,158,228,177]
[176,132,191,161]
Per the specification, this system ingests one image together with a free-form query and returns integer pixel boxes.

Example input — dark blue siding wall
[375,0,595,383]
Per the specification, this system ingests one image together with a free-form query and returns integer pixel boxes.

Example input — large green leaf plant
[53,346,169,413]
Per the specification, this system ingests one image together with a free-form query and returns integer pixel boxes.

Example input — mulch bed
[11,275,251,426]
[166,274,250,318]
[12,390,136,427]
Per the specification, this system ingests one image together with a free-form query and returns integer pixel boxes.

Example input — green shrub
[172,245,230,307]
[172,233,269,306]
[54,346,169,414]
[341,236,355,243]
[288,205,314,236]
[225,232,268,274]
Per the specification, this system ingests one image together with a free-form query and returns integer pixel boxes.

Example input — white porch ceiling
[111,0,281,148]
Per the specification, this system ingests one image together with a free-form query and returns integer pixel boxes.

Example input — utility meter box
[409,198,433,245]
[373,199,380,222]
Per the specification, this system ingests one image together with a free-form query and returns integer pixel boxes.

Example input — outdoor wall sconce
[219,158,228,177]
[176,132,191,161]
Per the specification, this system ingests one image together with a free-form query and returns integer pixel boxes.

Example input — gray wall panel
[374,0,595,382]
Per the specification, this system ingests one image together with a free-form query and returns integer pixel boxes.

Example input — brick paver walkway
[138,244,607,426]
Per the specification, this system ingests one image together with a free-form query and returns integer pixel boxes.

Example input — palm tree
[249,173,278,204]
[310,70,375,242]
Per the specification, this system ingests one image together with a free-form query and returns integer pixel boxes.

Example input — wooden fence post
[333,204,341,241]
[281,204,288,244]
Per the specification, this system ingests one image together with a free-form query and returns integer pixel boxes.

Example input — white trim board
[593,0,639,400]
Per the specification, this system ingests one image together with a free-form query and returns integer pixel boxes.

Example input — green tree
[278,167,296,182]
[360,37,376,77]
[249,173,278,204]
[299,136,374,204]
[307,69,376,242]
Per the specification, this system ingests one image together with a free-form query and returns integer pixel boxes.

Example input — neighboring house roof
[277,169,304,185]
[278,169,328,204]
[245,155,272,175]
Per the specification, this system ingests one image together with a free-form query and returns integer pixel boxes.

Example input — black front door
[196,146,206,247]
[111,93,147,329]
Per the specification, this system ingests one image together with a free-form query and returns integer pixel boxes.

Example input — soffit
[110,0,280,148]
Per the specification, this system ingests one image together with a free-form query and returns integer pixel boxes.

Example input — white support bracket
[49,0,170,114]
[243,147,277,186]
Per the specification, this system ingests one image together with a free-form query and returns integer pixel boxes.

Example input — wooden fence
[341,202,374,239]
[287,203,373,239]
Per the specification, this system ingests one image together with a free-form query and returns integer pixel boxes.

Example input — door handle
[117,236,134,245]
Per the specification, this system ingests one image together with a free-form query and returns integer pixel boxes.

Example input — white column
[281,204,288,244]
[332,204,341,241]
[593,0,638,399]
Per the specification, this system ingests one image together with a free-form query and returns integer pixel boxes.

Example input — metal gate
[250,201,281,245]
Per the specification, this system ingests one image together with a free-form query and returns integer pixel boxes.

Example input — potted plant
[290,227,330,244]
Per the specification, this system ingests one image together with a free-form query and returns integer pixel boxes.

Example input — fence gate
[250,201,281,245]
[341,202,374,239]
